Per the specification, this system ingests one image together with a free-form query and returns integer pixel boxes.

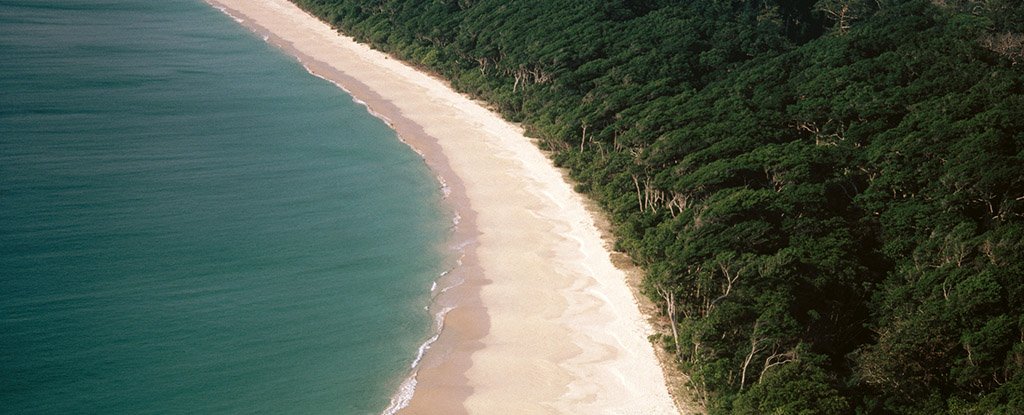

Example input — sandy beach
[205,0,680,413]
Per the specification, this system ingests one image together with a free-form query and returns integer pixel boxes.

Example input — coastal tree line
[290,0,1024,412]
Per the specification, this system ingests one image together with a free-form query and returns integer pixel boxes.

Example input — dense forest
[289,0,1023,412]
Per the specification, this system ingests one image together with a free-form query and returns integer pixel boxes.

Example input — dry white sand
[206,1,681,413]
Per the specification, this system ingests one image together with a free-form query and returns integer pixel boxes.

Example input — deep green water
[0,1,448,413]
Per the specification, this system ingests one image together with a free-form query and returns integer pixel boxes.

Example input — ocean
[0,0,449,413]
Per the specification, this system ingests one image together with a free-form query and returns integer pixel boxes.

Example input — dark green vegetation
[291,0,1023,412]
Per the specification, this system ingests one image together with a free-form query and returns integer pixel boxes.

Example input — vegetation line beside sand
[290,0,1023,413]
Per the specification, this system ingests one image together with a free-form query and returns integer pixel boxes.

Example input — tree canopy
[292,0,1024,412]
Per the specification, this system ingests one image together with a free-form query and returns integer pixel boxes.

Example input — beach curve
[204,0,680,413]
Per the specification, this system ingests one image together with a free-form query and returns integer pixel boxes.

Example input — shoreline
[205,0,681,413]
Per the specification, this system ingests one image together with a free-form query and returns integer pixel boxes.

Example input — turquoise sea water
[0,1,448,413]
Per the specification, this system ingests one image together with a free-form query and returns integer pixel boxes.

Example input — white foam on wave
[209,4,245,24]
[297,63,393,125]
[296,62,445,173]
[302,63,352,95]
[205,5,471,413]
[436,263,457,280]
[381,376,417,415]
[411,306,454,367]
[375,195,466,414]
[440,275,464,294]
[437,175,452,198]
[380,305,455,415]
[432,268,454,295]
[286,39,472,415]
[410,333,439,369]
[452,239,473,252]
[296,57,458,230]
[431,252,467,296]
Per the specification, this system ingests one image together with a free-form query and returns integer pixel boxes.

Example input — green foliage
[291,0,1023,412]
[732,360,849,414]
